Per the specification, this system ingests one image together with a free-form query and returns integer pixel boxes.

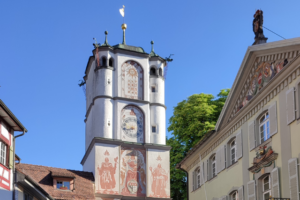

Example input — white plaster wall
[115,53,150,101]
[146,149,170,198]
[94,69,113,97]
[83,146,95,176]
[95,143,120,194]
[150,105,166,145]
[114,99,150,143]
[93,98,113,139]
[86,60,96,110]
[149,77,165,104]
[85,108,93,150]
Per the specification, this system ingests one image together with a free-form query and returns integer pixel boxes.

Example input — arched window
[159,68,162,76]
[259,112,270,144]
[230,139,236,165]
[262,175,271,200]
[150,67,156,75]
[109,58,113,67]
[101,57,107,67]
[121,105,144,143]
[211,155,216,178]
[121,61,143,100]
[231,191,238,200]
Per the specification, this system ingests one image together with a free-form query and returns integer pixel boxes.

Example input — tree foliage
[167,89,230,200]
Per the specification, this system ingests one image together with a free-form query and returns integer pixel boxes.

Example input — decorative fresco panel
[95,144,119,195]
[121,105,144,143]
[147,149,170,198]
[120,147,146,197]
[121,61,143,100]
[236,58,290,114]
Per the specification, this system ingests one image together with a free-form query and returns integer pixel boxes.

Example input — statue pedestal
[253,34,268,45]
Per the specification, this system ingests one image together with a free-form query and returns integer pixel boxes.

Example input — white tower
[81,26,171,200]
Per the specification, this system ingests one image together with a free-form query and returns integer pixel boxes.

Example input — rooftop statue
[252,10,267,45]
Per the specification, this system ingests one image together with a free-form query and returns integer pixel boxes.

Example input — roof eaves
[0,99,27,132]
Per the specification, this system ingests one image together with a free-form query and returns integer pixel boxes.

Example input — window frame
[230,139,236,165]
[262,175,271,200]
[56,180,71,190]
[151,126,156,133]
[0,140,8,167]
[196,167,200,189]
[231,191,238,200]
[211,155,216,178]
[259,112,270,144]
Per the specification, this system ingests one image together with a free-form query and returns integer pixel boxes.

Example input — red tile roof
[16,163,95,200]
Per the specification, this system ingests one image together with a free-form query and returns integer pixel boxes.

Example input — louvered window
[263,175,271,200]
[259,112,270,144]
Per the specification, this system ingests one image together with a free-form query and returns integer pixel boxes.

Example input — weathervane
[119,5,127,45]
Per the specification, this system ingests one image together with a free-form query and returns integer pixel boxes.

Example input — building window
[193,167,201,190]
[57,181,70,190]
[0,141,7,166]
[231,191,238,200]
[212,155,216,178]
[196,167,200,188]
[230,139,236,165]
[101,57,107,66]
[151,86,156,92]
[109,58,113,67]
[259,112,270,144]
[150,67,156,75]
[24,192,33,200]
[263,176,271,200]
[152,126,156,133]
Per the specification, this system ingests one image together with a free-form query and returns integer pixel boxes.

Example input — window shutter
[204,159,208,182]
[248,121,256,151]
[192,171,195,191]
[247,180,256,200]
[9,146,13,169]
[236,130,243,160]
[219,145,226,172]
[286,87,296,125]
[271,167,280,198]
[238,186,244,200]
[269,102,278,137]
[288,158,299,200]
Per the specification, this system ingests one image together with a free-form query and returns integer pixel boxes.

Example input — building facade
[0,100,27,199]
[81,31,171,200]
[178,37,300,200]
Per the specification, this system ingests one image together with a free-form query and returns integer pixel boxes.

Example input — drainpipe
[12,129,26,200]
[178,164,189,200]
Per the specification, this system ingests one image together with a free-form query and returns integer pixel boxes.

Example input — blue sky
[1,0,300,170]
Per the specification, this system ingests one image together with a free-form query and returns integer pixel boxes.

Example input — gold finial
[122,23,127,30]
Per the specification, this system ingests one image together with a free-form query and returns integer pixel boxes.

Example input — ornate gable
[215,38,300,132]
[228,50,300,122]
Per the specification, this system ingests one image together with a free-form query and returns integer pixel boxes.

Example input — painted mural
[236,58,289,113]
[121,105,144,143]
[121,61,143,100]
[95,145,119,194]
[147,149,170,198]
[120,147,146,197]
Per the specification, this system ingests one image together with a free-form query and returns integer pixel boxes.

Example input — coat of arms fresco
[120,148,146,197]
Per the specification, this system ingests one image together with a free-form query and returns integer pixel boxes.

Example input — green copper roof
[113,44,146,53]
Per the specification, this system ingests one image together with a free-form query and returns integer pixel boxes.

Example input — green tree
[167,89,230,200]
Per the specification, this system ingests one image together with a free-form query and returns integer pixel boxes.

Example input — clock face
[121,117,143,138]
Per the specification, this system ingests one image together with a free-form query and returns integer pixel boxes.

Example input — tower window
[150,67,156,75]
[152,126,156,133]
[151,86,156,92]
[159,68,162,76]
[57,181,70,190]
[101,57,107,67]
[109,58,113,67]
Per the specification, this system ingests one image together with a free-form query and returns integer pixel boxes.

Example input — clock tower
[81,26,171,200]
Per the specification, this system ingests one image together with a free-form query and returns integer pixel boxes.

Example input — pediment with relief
[227,50,300,123]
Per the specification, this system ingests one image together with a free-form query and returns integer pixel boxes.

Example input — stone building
[177,35,300,200]
[80,27,171,199]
